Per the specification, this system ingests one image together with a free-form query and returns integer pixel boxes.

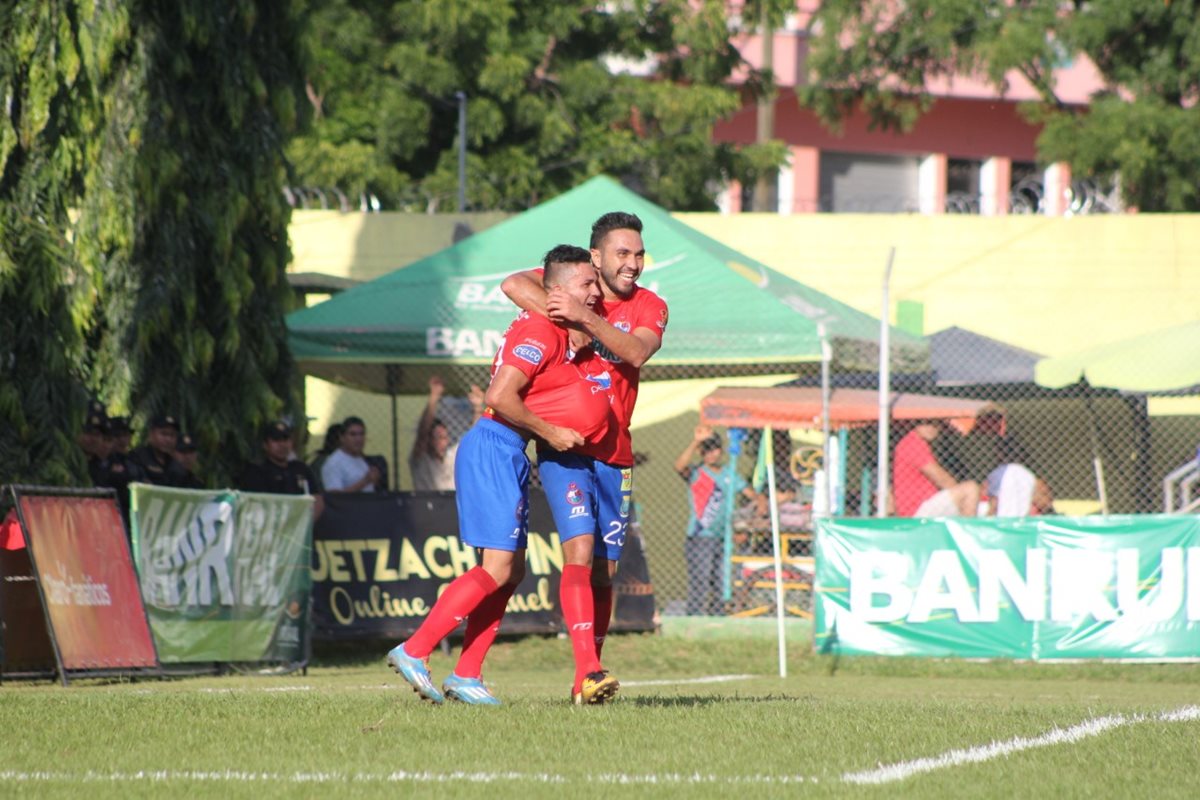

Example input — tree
[287,0,789,211]
[76,1,311,486]
[0,1,101,485]
[802,0,1200,211]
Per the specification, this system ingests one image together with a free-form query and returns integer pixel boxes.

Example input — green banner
[815,515,1200,661]
[131,484,313,664]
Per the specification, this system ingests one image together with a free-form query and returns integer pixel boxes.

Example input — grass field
[2,620,1198,799]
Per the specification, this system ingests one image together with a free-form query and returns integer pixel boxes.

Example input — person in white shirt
[320,416,380,492]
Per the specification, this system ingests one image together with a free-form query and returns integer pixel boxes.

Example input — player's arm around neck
[486,365,584,452]
[586,320,660,368]
[544,286,658,368]
[501,269,548,315]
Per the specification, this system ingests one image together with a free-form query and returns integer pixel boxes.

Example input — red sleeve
[631,290,668,344]
[496,313,563,381]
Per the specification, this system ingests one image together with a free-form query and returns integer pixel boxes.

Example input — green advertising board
[130,484,313,664]
[815,515,1200,661]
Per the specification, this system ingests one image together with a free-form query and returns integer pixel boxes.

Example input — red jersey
[585,286,668,466]
[485,311,613,444]
[892,430,938,517]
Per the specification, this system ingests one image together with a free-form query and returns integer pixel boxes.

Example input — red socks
[404,566,497,659]
[454,582,517,679]
[592,583,613,661]
[560,564,602,689]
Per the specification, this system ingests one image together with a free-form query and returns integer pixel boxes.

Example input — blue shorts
[538,452,632,561]
[455,418,530,552]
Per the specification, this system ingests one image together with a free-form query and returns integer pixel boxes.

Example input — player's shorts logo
[566,483,583,505]
[620,496,631,518]
[513,343,544,365]
[621,469,633,491]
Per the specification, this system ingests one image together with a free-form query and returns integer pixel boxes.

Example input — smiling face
[592,227,645,300]
[550,260,602,309]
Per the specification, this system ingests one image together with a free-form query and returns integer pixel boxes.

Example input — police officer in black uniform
[79,405,112,487]
[127,414,188,487]
[237,421,324,518]
[103,415,133,496]
[175,432,204,489]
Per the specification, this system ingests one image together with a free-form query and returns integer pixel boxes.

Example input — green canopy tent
[1035,320,1200,393]
[287,176,927,491]
[1035,320,1200,514]
[287,175,926,397]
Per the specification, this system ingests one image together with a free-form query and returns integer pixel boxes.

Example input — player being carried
[386,245,615,706]
[502,211,668,704]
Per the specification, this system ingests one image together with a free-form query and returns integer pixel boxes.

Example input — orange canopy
[700,387,1003,435]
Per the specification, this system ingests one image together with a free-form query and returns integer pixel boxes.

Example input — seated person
[892,420,980,517]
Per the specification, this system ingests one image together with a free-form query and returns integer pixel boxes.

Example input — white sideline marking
[0,769,819,786]
[622,674,754,688]
[842,705,1200,786]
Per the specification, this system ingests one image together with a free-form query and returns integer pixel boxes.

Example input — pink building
[713,5,1112,216]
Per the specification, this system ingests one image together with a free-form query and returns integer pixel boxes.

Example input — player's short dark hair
[341,415,365,431]
[590,211,643,249]
[542,244,592,288]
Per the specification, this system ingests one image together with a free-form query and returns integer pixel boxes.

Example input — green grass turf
[2,625,1198,799]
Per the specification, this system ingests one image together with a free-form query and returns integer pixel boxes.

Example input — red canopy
[700,387,1003,435]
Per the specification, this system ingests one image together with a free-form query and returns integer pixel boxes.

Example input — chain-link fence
[298,313,1200,624]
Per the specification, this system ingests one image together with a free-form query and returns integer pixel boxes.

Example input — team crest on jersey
[657,307,669,329]
[566,482,583,505]
[513,343,544,365]
[585,370,612,393]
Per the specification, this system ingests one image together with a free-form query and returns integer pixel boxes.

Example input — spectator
[102,418,134,509]
[985,436,1056,516]
[892,420,980,517]
[175,433,203,489]
[309,423,342,489]
[674,424,759,615]
[109,416,133,456]
[78,405,112,487]
[127,414,189,487]
[238,420,324,519]
[409,375,485,491]
[320,416,380,493]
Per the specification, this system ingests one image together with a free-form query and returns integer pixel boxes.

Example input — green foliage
[288,0,791,211]
[0,1,96,486]
[76,0,311,486]
[803,0,1200,211]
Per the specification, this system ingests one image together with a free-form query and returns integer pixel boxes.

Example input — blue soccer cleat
[442,673,502,706]
[387,643,444,704]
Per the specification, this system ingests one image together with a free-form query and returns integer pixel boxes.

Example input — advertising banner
[815,515,1200,660]
[14,492,158,672]
[312,491,657,640]
[131,484,312,664]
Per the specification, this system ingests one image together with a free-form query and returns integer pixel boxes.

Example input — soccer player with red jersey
[502,212,668,704]
[387,246,614,705]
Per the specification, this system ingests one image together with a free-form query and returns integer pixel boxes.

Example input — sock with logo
[403,566,497,659]
[592,582,614,662]
[454,581,518,679]
[560,563,602,693]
